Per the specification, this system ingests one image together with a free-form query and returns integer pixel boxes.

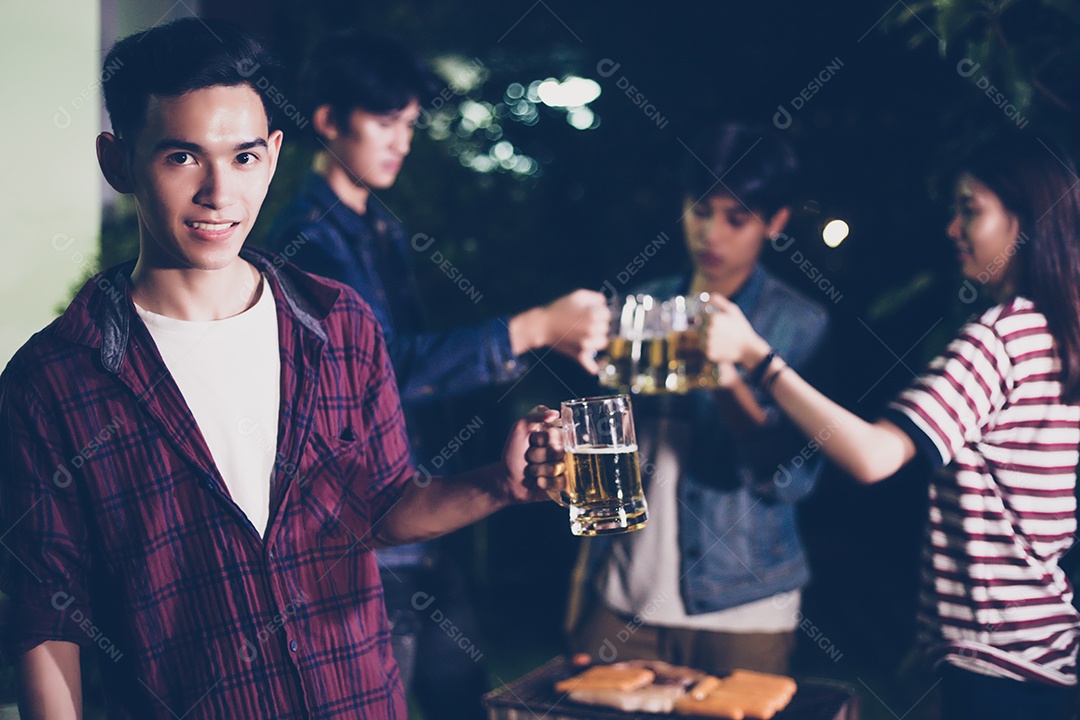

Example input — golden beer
[599,335,669,394]
[631,336,668,394]
[565,444,647,536]
[602,293,718,395]
[598,336,633,390]
[665,329,720,391]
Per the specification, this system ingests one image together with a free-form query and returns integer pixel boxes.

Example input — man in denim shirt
[568,123,829,675]
[267,31,609,719]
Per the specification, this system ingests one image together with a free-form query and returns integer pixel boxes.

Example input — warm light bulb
[822,219,849,248]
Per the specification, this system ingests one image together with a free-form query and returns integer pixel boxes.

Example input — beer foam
[570,444,638,454]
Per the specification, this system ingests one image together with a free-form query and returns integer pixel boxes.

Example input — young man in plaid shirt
[0,18,561,720]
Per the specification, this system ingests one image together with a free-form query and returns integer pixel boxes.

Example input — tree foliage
[883,0,1080,143]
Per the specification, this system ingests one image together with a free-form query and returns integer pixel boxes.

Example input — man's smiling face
[126,84,282,271]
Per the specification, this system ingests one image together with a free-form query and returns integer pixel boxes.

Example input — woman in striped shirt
[703,131,1080,719]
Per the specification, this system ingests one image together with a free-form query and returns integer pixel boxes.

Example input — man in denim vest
[567,122,830,675]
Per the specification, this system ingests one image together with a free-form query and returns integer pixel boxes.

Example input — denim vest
[570,267,830,621]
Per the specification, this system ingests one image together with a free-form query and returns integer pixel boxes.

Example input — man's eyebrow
[235,138,268,152]
[150,138,268,154]
[151,139,205,154]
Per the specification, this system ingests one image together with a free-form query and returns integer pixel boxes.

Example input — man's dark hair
[302,30,439,132]
[680,122,799,219]
[102,17,279,141]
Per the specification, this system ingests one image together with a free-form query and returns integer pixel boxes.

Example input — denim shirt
[267,172,526,405]
[575,266,830,617]
[267,173,528,567]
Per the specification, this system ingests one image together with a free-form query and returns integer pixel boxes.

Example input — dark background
[91,1,1080,718]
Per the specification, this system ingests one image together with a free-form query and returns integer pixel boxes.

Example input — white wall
[0,2,102,366]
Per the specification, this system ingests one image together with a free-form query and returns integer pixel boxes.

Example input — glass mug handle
[540,416,571,507]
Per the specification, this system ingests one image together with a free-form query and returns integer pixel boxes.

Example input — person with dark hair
[266,31,610,719]
[699,131,1080,719]
[0,17,563,720]
[565,122,830,675]
[268,31,608,399]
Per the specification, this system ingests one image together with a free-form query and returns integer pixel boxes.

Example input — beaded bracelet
[747,349,777,387]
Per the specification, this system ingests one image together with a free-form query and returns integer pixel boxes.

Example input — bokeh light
[822,219,849,248]
[536,76,602,108]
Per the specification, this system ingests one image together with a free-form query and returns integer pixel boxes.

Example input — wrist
[746,349,776,386]
[740,337,773,371]
[508,307,549,355]
[488,461,527,508]
[760,358,789,394]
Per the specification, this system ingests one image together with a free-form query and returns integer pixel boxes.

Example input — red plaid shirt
[0,249,414,719]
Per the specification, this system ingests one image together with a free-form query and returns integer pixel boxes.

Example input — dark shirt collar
[732,264,766,316]
[301,171,347,219]
[679,264,767,316]
[55,248,338,374]
[300,171,395,236]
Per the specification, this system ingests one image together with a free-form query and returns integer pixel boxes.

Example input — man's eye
[691,205,711,218]
[236,152,258,165]
[727,214,749,228]
[167,152,192,165]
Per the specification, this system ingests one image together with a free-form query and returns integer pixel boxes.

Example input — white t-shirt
[600,416,800,632]
[135,275,280,536]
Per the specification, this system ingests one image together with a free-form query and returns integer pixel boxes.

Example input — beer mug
[631,296,668,395]
[598,295,666,395]
[558,394,647,536]
[664,293,720,392]
[597,295,632,392]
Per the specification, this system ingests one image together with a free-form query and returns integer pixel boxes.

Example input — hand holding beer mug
[557,394,648,536]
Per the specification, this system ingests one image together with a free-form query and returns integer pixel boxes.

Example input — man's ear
[766,206,792,239]
[311,105,340,142]
[96,132,134,194]
[266,129,284,182]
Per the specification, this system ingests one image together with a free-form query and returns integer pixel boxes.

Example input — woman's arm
[705,294,917,484]
[766,360,916,483]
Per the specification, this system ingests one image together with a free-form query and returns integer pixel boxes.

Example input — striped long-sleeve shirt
[886,296,1080,685]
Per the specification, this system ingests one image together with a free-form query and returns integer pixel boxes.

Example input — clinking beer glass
[597,294,666,394]
[664,293,721,392]
[598,293,719,394]
[556,394,647,536]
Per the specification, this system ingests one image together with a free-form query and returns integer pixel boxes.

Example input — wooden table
[483,657,859,720]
